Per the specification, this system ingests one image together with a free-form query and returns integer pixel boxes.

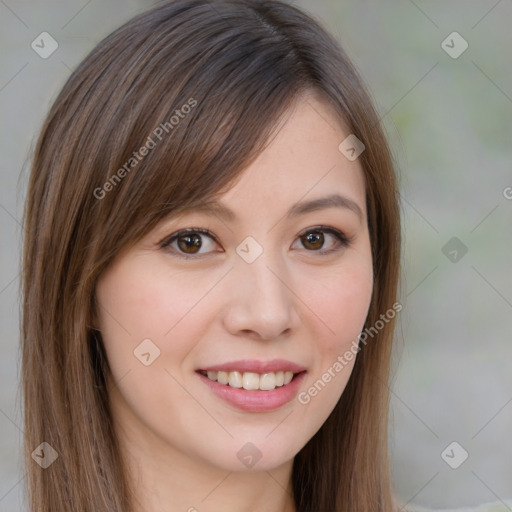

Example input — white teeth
[260,373,276,391]
[228,371,242,388]
[202,369,298,390]
[242,372,260,390]
[217,371,229,385]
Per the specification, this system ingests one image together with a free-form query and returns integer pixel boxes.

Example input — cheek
[95,259,222,368]
[94,259,220,434]
[302,256,373,352]
[324,271,372,334]
[294,252,373,412]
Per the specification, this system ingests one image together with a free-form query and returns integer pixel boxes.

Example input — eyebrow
[182,193,364,223]
[285,194,363,222]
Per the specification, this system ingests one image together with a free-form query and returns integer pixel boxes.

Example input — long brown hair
[22,1,401,510]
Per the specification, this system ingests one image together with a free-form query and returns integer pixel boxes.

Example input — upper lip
[198,359,306,374]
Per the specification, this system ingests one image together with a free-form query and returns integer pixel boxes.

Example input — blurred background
[1,1,511,510]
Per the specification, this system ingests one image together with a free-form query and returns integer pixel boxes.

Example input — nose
[222,252,300,341]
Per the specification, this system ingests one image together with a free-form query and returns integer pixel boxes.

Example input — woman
[22,0,401,510]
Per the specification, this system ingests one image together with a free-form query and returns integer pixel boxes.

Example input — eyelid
[160,227,214,245]
[297,225,350,243]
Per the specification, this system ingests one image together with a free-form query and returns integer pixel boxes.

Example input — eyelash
[160,226,352,260]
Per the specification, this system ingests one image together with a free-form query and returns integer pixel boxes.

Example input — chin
[193,434,305,473]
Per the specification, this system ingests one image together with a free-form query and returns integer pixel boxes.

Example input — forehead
[216,94,367,219]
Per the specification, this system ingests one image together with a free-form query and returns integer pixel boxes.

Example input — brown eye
[162,229,221,258]
[292,226,351,254]
[300,231,325,250]
[177,233,202,254]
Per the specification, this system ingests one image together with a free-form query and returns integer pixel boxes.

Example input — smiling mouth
[197,370,302,391]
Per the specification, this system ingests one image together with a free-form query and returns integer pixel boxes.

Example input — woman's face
[96,94,373,474]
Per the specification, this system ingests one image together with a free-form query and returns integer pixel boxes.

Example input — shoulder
[405,502,512,512]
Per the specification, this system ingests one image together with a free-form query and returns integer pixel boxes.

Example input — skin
[95,93,373,512]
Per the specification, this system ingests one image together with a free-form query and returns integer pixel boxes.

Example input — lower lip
[197,371,306,412]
